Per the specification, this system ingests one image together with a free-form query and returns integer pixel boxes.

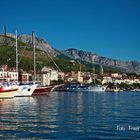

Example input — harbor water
[0,91,140,139]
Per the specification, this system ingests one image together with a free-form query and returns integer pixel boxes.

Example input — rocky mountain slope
[63,48,140,73]
[0,34,140,73]
[6,33,59,56]
[18,34,59,56]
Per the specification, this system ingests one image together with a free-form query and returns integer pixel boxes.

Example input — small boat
[131,88,140,92]
[0,82,18,99]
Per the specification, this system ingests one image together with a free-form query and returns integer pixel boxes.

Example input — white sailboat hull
[78,85,107,92]
[15,84,38,97]
[67,85,107,92]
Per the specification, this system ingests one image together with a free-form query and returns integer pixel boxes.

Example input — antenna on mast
[3,24,7,44]
[4,24,7,36]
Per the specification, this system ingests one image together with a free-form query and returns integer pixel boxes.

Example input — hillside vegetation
[0,35,125,73]
[0,35,92,72]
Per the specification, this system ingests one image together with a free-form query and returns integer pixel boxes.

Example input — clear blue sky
[0,0,140,61]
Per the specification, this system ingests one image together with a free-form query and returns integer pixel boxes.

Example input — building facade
[36,67,59,86]
[0,70,18,81]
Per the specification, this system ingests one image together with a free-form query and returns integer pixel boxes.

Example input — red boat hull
[33,86,52,95]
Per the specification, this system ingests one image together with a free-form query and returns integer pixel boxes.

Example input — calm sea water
[0,91,140,139]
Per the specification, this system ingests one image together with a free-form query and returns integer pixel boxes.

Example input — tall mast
[80,59,81,73]
[92,55,96,84]
[32,32,36,81]
[15,30,19,81]
[4,24,7,36]
[93,64,96,84]
[3,24,7,44]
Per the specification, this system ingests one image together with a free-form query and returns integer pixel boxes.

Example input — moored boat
[81,84,107,92]
[0,82,18,99]
[131,88,140,92]
[66,83,107,92]
[14,30,38,97]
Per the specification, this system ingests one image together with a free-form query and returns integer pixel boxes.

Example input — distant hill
[0,34,140,73]
[62,48,140,73]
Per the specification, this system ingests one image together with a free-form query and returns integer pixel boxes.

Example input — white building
[102,76,112,84]
[111,73,122,78]
[77,71,83,83]
[49,70,58,81]
[0,70,18,81]
[114,78,140,85]
[83,77,92,84]
[133,79,140,84]
[36,67,59,86]
[36,72,50,86]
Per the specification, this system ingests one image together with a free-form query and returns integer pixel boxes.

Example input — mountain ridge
[0,33,140,73]
[63,48,140,73]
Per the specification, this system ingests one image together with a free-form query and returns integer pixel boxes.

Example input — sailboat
[14,30,38,97]
[31,32,53,95]
[0,28,18,99]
